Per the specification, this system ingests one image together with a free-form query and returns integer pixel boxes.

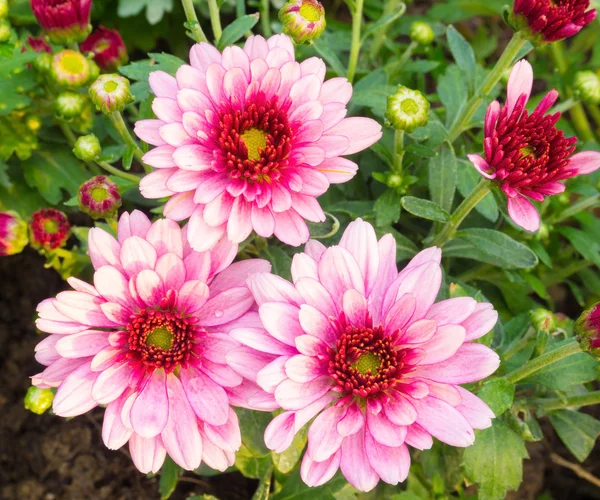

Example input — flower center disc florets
[126,308,202,373]
[216,95,294,183]
[328,326,403,398]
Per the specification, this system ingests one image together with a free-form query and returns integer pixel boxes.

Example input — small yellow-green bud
[54,91,86,120]
[0,18,11,42]
[24,386,54,415]
[529,308,557,334]
[50,49,91,89]
[33,52,53,74]
[279,0,326,45]
[574,70,600,105]
[0,0,8,19]
[410,21,435,46]
[88,59,100,83]
[73,133,101,162]
[386,85,430,132]
[89,74,134,114]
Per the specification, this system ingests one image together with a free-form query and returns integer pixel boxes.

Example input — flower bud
[33,52,53,73]
[410,21,435,45]
[0,211,28,256]
[71,98,94,133]
[0,0,8,19]
[54,91,86,120]
[31,0,92,45]
[385,85,430,132]
[574,70,600,105]
[529,308,557,334]
[279,0,326,45]
[88,58,100,82]
[0,19,10,42]
[26,35,52,53]
[575,303,600,357]
[29,208,70,250]
[24,386,54,415]
[78,175,122,219]
[73,133,101,162]
[89,74,134,114]
[50,49,91,89]
[81,26,129,71]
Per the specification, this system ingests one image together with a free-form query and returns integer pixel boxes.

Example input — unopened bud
[0,211,28,256]
[530,308,557,334]
[574,70,600,105]
[33,52,53,74]
[73,133,101,162]
[386,85,430,132]
[54,91,86,120]
[89,74,134,114]
[410,21,435,45]
[24,386,54,415]
[575,303,600,358]
[0,18,10,42]
[51,49,91,89]
[78,175,121,219]
[279,0,326,45]
[29,208,71,250]
[0,0,8,19]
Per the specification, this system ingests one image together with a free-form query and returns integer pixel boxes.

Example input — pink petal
[507,194,540,232]
[339,218,379,295]
[318,246,365,305]
[180,367,230,426]
[257,356,290,392]
[273,210,310,246]
[340,430,380,492]
[203,408,242,452]
[342,289,368,327]
[134,119,166,146]
[247,272,304,306]
[325,117,382,155]
[259,302,303,346]
[456,386,495,429]
[467,154,496,179]
[129,434,166,474]
[337,403,365,437]
[366,408,407,447]
[274,376,333,411]
[307,405,346,461]
[301,450,342,487]
[462,303,498,341]
[198,286,254,326]
[52,362,98,417]
[365,433,410,485]
[55,330,109,358]
[102,394,133,450]
[506,59,533,116]
[91,361,130,404]
[418,325,466,364]
[426,297,477,326]
[405,423,433,450]
[118,210,151,242]
[265,412,296,452]
[411,396,474,447]
[187,206,227,252]
[298,304,337,347]
[399,317,436,344]
[130,369,169,438]
[384,393,417,426]
[568,150,600,175]
[291,253,318,282]
[149,70,178,98]
[285,354,325,383]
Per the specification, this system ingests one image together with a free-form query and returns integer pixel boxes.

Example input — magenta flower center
[215,95,293,183]
[487,99,576,191]
[328,326,404,398]
[125,308,202,373]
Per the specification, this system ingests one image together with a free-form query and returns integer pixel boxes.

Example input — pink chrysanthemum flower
[134,35,382,251]
[228,219,500,492]
[468,60,600,232]
[32,210,275,473]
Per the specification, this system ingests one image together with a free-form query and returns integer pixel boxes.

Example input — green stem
[503,327,535,360]
[391,40,417,76]
[260,0,272,37]
[347,0,364,83]
[392,129,404,173]
[447,32,527,143]
[181,0,209,43]
[523,390,600,411]
[58,121,77,145]
[96,160,141,184]
[550,96,577,115]
[207,0,223,42]
[369,0,402,60]
[505,341,581,384]
[429,179,490,248]
[108,111,151,173]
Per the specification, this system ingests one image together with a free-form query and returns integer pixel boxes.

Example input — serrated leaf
[549,410,600,462]
[446,26,477,92]
[462,421,528,500]
[0,115,38,161]
[235,408,272,457]
[455,228,538,269]
[159,456,182,499]
[217,14,260,50]
[428,141,456,213]
[374,188,401,227]
[401,196,449,222]
[477,378,514,416]
[235,444,272,479]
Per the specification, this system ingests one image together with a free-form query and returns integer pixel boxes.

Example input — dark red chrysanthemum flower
[81,26,128,71]
[513,0,597,43]
[576,303,600,356]
[29,208,71,250]
[30,0,92,45]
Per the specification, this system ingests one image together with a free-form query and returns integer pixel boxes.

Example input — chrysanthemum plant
[2,0,600,498]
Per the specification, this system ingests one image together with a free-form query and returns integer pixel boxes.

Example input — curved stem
[207,0,223,42]
[260,0,272,37]
[505,341,581,384]
[392,129,404,173]
[447,32,527,143]
[108,111,151,173]
[181,0,209,43]
[429,179,490,248]
[96,160,141,184]
[390,41,417,77]
[523,390,600,411]
[347,0,364,83]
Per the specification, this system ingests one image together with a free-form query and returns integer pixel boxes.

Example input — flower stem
[523,390,600,411]
[588,104,600,128]
[260,0,272,37]
[369,0,404,60]
[393,129,404,173]
[447,31,527,143]
[181,0,209,43]
[96,160,141,184]
[347,0,364,83]
[429,179,490,248]
[504,341,581,384]
[108,111,151,173]
[207,0,223,42]
[391,40,417,76]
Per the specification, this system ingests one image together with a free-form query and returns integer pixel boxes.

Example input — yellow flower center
[104,80,119,93]
[400,98,419,115]
[59,51,87,75]
[354,352,381,375]
[91,186,109,202]
[42,219,59,234]
[240,127,267,161]
[299,2,321,22]
[146,326,174,350]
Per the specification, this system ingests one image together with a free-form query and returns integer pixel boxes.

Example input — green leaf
[272,425,308,474]
[159,456,182,500]
[462,421,528,500]
[252,462,273,500]
[361,8,406,43]
[374,188,401,227]
[235,444,273,479]
[549,410,600,462]
[312,39,346,77]
[0,175,46,216]
[456,159,498,222]
[0,115,38,161]
[117,0,173,24]
[438,65,468,130]
[271,469,348,500]
[401,196,449,222]
[21,146,90,205]
[235,408,272,457]
[477,378,514,416]
[428,142,457,213]
[557,227,600,268]
[122,145,135,171]
[529,239,552,268]
[217,14,260,50]
[307,212,340,239]
[260,246,293,281]
[455,228,538,269]
[446,26,477,92]
[0,70,38,115]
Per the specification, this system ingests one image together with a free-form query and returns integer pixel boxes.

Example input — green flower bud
[574,70,600,105]
[55,91,86,120]
[70,98,94,134]
[78,175,122,219]
[0,0,8,19]
[0,18,11,42]
[279,0,326,45]
[410,21,435,46]
[88,58,100,84]
[386,85,430,132]
[24,386,54,415]
[529,308,557,334]
[73,133,101,162]
[50,49,91,89]
[89,74,134,114]
[33,52,53,74]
